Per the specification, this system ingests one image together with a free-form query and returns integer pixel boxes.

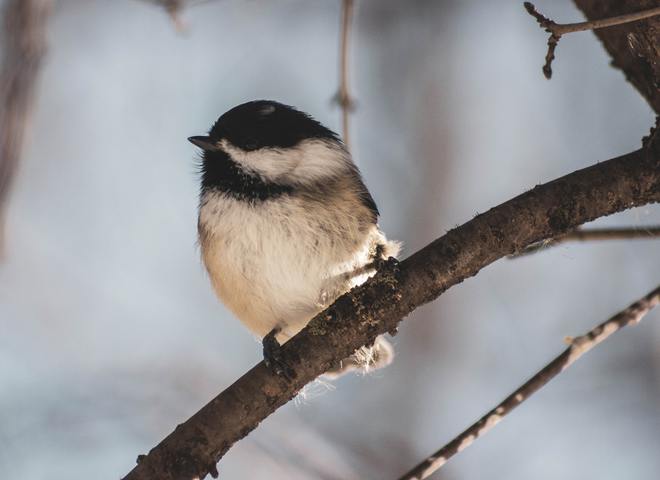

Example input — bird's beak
[188,135,218,151]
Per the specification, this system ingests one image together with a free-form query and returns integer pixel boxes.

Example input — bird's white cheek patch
[221,139,351,185]
[289,140,351,184]
[220,139,300,181]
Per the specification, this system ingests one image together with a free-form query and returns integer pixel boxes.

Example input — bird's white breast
[198,190,386,342]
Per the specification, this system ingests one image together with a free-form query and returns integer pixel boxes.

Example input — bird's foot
[373,244,400,273]
[381,255,400,273]
[375,255,400,280]
[262,327,296,380]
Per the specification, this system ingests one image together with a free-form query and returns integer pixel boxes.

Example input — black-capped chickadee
[189,100,399,378]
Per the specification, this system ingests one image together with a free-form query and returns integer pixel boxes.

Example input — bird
[189,100,399,378]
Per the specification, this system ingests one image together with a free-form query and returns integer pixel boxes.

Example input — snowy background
[1,0,659,479]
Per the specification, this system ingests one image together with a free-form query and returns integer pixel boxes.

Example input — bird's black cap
[189,100,338,152]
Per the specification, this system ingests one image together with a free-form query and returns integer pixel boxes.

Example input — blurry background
[1,0,659,479]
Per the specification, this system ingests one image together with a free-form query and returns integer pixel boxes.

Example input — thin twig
[399,285,660,480]
[335,0,356,149]
[511,226,660,257]
[523,2,660,78]
[0,0,51,254]
[528,3,660,36]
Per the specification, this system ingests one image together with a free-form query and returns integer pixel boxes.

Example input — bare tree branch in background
[399,285,660,480]
[511,226,660,257]
[0,0,51,253]
[334,0,356,149]
[122,135,660,480]
[524,2,660,78]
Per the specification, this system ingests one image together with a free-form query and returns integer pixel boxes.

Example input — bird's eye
[243,139,259,150]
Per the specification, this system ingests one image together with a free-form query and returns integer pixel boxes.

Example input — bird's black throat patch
[200,149,293,202]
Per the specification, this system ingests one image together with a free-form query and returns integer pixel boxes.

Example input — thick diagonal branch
[399,285,660,480]
[0,0,51,251]
[122,140,659,480]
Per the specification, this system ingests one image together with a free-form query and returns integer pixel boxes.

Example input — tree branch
[122,134,660,479]
[524,2,660,79]
[398,285,660,480]
[511,225,660,257]
[0,0,51,253]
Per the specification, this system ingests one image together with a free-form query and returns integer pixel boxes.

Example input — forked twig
[399,286,660,480]
[524,2,660,78]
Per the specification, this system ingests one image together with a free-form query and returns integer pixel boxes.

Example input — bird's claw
[263,328,296,380]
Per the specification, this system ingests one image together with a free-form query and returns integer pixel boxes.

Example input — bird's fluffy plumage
[194,100,398,374]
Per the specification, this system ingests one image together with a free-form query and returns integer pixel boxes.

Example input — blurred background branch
[334,0,356,149]
[0,0,51,254]
[399,285,660,480]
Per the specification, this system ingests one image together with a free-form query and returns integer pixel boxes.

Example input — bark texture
[123,140,660,480]
[573,0,660,113]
